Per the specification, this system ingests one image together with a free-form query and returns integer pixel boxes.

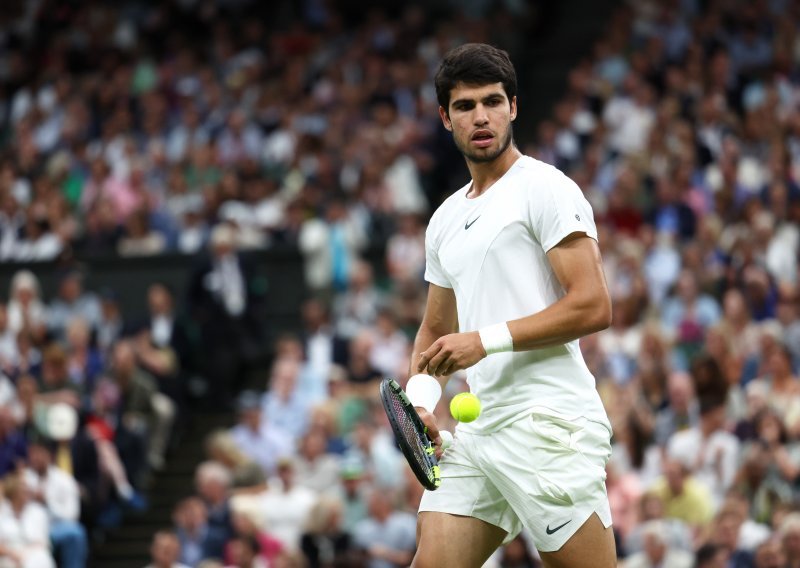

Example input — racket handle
[440,430,453,450]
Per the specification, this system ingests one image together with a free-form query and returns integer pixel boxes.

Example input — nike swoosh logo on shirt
[545,520,571,535]
[464,216,480,230]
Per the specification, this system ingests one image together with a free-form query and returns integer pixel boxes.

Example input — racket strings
[391,392,431,471]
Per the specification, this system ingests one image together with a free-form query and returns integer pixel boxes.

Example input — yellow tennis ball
[450,392,481,423]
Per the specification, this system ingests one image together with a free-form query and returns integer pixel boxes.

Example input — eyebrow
[451,92,506,107]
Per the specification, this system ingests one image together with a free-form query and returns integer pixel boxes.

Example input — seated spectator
[261,459,317,551]
[778,512,800,567]
[666,397,740,507]
[621,520,693,568]
[649,457,715,530]
[46,270,101,341]
[261,358,310,442]
[0,473,55,568]
[229,390,292,477]
[63,316,104,397]
[84,379,145,509]
[6,270,47,347]
[367,308,409,379]
[0,406,27,477]
[224,511,283,568]
[112,340,175,471]
[37,344,81,408]
[352,488,416,568]
[693,543,729,568]
[174,497,227,568]
[146,530,191,568]
[117,207,167,257]
[654,371,699,446]
[300,494,354,568]
[23,438,87,568]
[195,461,233,539]
[293,428,341,494]
[204,430,266,495]
[224,536,266,568]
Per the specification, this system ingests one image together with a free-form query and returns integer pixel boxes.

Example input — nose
[473,103,489,125]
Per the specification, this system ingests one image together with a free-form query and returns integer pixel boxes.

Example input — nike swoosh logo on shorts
[464,216,480,230]
[545,519,572,535]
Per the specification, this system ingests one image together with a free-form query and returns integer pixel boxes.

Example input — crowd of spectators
[1,0,800,567]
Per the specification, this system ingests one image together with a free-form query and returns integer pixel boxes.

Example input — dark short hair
[434,43,517,111]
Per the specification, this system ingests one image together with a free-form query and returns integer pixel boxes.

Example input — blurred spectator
[654,371,699,446]
[0,473,55,568]
[293,428,341,494]
[352,488,416,568]
[229,390,293,477]
[622,520,693,568]
[223,511,282,568]
[300,495,354,568]
[188,224,264,405]
[195,461,233,541]
[146,530,191,568]
[45,270,101,341]
[778,513,800,567]
[649,457,715,530]
[299,198,367,294]
[261,459,317,551]
[23,439,87,568]
[261,358,310,443]
[96,289,124,356]
[333,260,385,340]
[666,397,740,507]
[6,271,47,346]
[111,340,175,472]
[0,406,26,476]
[174,497,227,568]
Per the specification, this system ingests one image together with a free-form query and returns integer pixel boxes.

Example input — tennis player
[407,43,616,567]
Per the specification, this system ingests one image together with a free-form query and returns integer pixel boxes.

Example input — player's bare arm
[508,232,611,349]
[418,233,610,376]
[409,283,459,445]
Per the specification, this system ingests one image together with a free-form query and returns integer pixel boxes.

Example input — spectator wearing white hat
[621,520,693,568]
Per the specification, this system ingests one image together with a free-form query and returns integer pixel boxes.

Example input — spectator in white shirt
[0,473,55,568]
[23,440,87,568]
[666,397,740,508]
[261,459,317,552]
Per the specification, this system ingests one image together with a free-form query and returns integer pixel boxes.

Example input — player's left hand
[417,331,486,377]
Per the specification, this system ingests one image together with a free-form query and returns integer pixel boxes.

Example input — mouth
[471,130,494,148]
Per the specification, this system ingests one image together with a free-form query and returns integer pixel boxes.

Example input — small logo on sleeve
[575,214,580,221]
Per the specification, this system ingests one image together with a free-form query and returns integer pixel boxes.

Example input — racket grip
[440,430,453,450]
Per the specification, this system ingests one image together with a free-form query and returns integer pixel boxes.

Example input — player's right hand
[415,406,446,458]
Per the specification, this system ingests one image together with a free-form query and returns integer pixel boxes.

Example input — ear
[510,96,518,122]
[438,106,452,131]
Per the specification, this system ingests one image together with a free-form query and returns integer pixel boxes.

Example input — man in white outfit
[406,43,616,567]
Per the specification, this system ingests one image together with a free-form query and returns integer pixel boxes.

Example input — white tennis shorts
[418,411,613,552]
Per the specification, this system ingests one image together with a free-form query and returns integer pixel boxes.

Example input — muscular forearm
[507,289,611,351]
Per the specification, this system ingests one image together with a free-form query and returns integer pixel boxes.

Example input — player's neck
[465,145,522,198]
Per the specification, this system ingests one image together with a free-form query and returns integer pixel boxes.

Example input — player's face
[439,82,517,164]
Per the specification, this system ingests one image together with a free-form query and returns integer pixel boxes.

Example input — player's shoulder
[515,155,579,194]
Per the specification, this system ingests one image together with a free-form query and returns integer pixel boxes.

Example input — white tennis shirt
[424,156,611,433]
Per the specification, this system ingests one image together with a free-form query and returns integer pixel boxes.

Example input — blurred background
[0,0,799,567]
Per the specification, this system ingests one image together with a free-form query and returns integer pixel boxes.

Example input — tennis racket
[380,377,441,490]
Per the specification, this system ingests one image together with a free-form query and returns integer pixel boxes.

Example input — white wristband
[479,322,514,355]
[406,374,442,413]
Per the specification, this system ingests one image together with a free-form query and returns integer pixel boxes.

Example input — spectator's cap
[236,390,262,413]
[44,403,78,441]
[665,435,696,470]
